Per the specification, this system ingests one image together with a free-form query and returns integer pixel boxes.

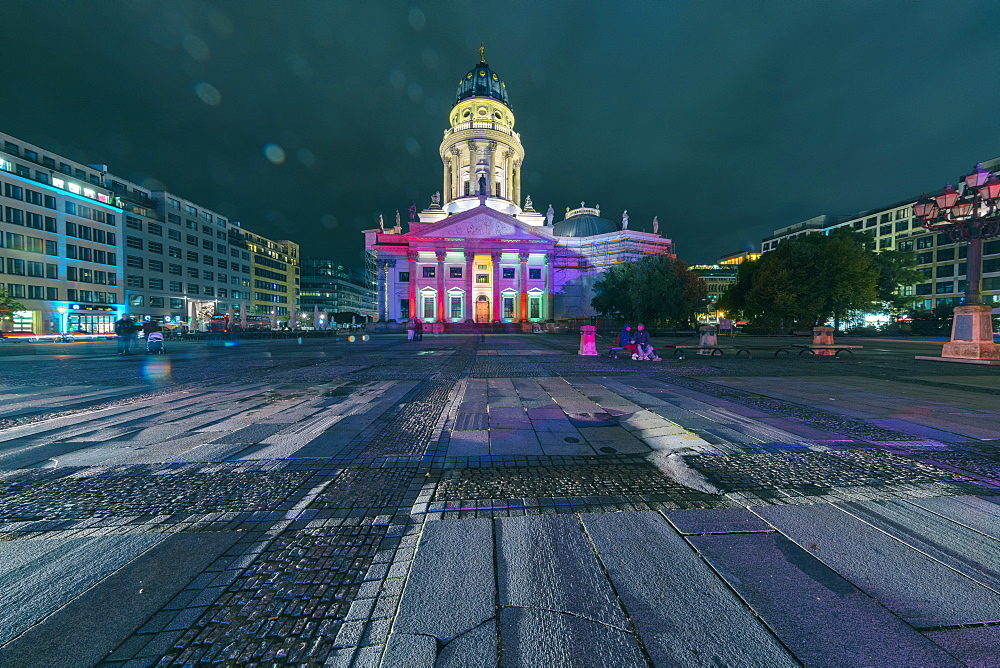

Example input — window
[168,229,181,241]
[203,255,214,266]
[170,298,183,309]
[146,223,162,236]
[187,251,199,262]
[502,296,514,319]
[529,268,541,280]
[450,295,462,319]
[7,284,25,298]
[476,274,489,284]
[916,236,933,249]
[936,281,954,294]
[169,282,182,292]
[149,278,164,290]
[46,287,58,300]
[5,232,25,249]
[502,268,515,279]
[4,184,23,200]
[937,233,953,246]
[169,264,182,275]
[148,242,163,254]
[529,298,540,319]
[149,260,163,272]
[202,239,213,250]
[26,261,44,277]
[168,246,182,258]
[422,295,435,319]
[26,212,43,229]
[916,283,932,295]
[45,263,57,279]
[27,285,44,300]
[125,216,142,230]
[449,267,463,279]
[126,236,143,249]
[399,298,410,320]
[895,220,909,232]
[937,248,955,262]
[127,276,144,288]
[880,213,891,223]
[898,240,914,252]
[188,284,200,294]
[916,252,933,264]
[187,267,199,278]
[5,207,24,225]
[126,256,143,269]
[422,266,435,278]
[879,238,892,249]
[149,297,164,308]
[129,295,144,307]
[865,217,876,228]
[6,258,25,275]
[203,271,214,281]
[879,224,892,236]
[919,268,933,279]
[186,234,198,246]
[937,265,955,278]
[203,286,214,296]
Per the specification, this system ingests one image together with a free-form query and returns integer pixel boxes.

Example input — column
[491,251,502,322]
[407,250,418,320]
[545,252,555,320]
[443,157,451,206]
[465,251,475,322]
[512,159,522,210]
[436,249,446,322]
[451,148,461,201]
[519,251,529,322]
[487,141,497,199]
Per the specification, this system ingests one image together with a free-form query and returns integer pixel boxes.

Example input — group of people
[405,318,424,341]
[113,315,163,355]
[618,323,660,361]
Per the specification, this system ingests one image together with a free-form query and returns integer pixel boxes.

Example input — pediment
[407,207,553,242]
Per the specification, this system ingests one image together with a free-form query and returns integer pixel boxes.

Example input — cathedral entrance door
[475,296,490,323]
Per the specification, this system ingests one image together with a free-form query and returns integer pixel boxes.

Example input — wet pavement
[0,333,998,667]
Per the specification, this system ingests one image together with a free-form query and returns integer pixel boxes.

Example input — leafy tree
[721,231,880,329]
[0,286,25,321]
[871,247,926,313]
[591,255,706,327]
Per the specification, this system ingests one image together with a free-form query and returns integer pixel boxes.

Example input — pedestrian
[114,314,138,355]
[406,318,415,341]
[414,319,424,341]
[632,323,659,361]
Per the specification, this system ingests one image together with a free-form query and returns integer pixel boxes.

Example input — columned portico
[545,253,554,321]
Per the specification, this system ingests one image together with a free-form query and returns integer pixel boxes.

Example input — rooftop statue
[546,205,555,226]
[378,213,385,233]
[524,194,533,210]
[652,215,659,235]
[622,210,629,230]
[431,191,440,206]
[408,201,417,222]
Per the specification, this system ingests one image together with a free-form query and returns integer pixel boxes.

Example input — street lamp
[912,163,1000,361]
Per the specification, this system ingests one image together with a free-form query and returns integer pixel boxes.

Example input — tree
[0,286,25,321]
[720,231,881,329]
[591,255,706,327]
[871,247,926,313]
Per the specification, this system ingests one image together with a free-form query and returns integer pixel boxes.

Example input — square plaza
[0,333,997,666]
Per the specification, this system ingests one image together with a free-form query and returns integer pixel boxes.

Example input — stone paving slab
[688,531,962,667]
[752,503,1000,627]
[581,511,798,667]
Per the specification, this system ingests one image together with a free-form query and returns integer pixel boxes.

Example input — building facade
[0,129,303,334]
[366,51,674,324]
[300,259,376,323]
[1,132,123,334]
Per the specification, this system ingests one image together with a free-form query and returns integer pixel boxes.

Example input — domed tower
[439,44,525,216]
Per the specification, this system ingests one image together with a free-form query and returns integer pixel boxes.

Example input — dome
[552,213,620,238]
[455,60,510,108]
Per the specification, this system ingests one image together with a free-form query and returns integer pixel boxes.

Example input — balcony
[443,121,520,142]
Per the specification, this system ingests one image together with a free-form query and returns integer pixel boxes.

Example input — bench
[607,344,666,359]
[792,344,863,358]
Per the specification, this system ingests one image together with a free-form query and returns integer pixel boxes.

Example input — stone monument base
[915,304,1000,363]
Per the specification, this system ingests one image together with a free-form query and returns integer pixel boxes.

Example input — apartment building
[0,132,123,334]
[300,259,376,321]
[239,229,299,320]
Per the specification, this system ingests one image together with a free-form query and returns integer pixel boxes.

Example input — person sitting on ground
[632,323,660,361]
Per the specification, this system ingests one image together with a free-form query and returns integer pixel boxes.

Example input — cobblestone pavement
[0,333,998,667]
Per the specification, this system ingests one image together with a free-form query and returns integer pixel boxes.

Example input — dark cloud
[5,1,998,264]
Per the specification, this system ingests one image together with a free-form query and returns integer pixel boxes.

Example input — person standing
[406,318,415,341]
[115,314,137,355]
[414,319,424,341]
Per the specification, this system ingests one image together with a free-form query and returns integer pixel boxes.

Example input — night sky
[6,1,999,266]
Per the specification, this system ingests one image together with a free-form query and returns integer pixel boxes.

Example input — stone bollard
[698,325,718,355]
[812,325,835,355]
[578,325,598,356]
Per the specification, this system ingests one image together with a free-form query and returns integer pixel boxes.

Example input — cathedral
[365,47,675,325]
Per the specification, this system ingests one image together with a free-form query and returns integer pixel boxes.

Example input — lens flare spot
[194,82,222,106]
[141,358,172,384]
[263,144,286,164]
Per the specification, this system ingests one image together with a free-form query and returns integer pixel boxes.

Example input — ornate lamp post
[912,163,1000,361]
